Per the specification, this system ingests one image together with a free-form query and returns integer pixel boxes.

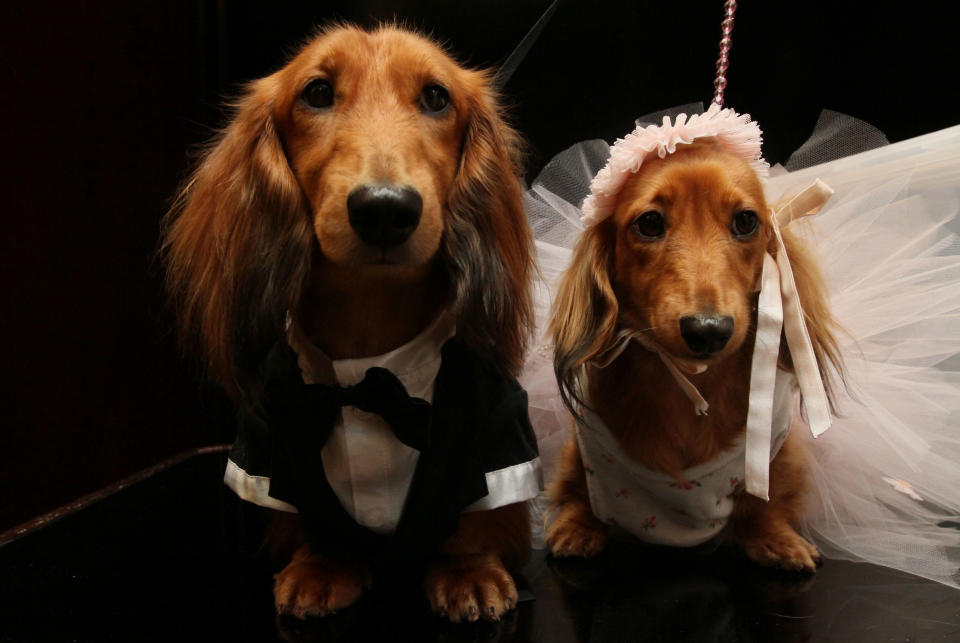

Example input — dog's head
[552,140,841,409]
[609,141,769,366]
[163,25,533,399]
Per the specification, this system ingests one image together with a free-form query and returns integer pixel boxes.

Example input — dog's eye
[631,211,666,239]
[732,210,760,238]
[420,85,450,114]
[302,79,334,109]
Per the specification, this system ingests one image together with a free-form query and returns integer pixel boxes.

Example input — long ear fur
[550,222,619,413]
[162,76,313,401]
[445,76,534,378]
[776,225,845,410]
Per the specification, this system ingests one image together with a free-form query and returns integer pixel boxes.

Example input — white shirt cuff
[464,457,544,512]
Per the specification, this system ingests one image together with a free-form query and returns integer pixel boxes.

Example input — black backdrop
[1,0,956,531]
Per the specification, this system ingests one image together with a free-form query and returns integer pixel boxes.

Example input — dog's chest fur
[587,340,754,480]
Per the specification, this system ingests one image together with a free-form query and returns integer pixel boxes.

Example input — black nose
[679,315,734,354]
[347,184,422,249]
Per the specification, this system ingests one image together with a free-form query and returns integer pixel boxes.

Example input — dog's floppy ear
[772,224,845,410]
[162,75,313,401]
[445,75,534,378]
[550,223,619,412]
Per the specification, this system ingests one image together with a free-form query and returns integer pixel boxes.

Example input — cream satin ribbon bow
[745,179,834,499]
[591,179,835,501]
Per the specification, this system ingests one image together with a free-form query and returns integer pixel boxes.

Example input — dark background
[1,0,956,532]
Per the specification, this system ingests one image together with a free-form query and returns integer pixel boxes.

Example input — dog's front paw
[742,527,822,573]
[425,553,519,623]
[273,547,371,619]
[545,501,607,558]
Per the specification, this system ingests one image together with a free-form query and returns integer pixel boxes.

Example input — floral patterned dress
[576,369,797,546]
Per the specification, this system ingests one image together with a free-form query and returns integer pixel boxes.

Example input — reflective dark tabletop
[1,450,957,642]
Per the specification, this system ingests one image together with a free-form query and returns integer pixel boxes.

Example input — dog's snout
[347,184,423,249]
[679,315,734,354]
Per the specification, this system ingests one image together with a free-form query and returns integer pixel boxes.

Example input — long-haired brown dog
[163,25,535,622]
[544,139,842,572]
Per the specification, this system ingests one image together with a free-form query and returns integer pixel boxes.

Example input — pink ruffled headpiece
[581,103,769,227]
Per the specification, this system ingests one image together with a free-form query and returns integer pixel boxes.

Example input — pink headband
[580,103,769,227]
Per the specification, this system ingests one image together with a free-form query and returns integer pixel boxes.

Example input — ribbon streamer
[743,253,784,499]
[742,179,834,498]
[769,180,834,437]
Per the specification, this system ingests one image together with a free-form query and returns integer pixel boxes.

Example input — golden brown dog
[544,140,842,571]
[163,25,534,622]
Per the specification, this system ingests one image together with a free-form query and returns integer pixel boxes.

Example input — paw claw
[426,555,517,623]
[273,551,368,619]
[546,505,607,559]
[743,528,821,574]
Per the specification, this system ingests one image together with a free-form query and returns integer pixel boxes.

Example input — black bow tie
[258,338,497,564]
[263,345,431,451]
[305,367,431,450]
[261,343,432,559]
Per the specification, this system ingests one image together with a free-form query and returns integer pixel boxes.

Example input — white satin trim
[224,459,298,513]
[224,448,543,516]
[464,458,544,512]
